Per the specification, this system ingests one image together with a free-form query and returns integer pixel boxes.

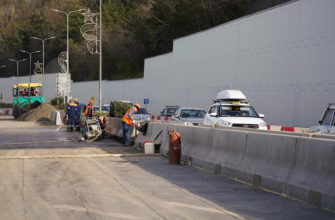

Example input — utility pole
[50,8,84,101]
[99,0,103,113]
[20,50,40,83]
[31,36,56,84]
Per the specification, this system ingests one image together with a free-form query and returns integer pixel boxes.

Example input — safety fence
[105,118,335,212]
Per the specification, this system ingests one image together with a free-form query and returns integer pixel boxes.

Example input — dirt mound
[17,103,56,122]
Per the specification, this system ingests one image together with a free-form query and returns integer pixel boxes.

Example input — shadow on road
[122,156,335,220]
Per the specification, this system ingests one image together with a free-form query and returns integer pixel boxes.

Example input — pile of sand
[17,103,56,122]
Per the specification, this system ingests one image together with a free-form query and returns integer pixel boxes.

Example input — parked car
[102,104,110,114]
[309,103,335,134]
[171,107,206,125]
[204,90,267,130]
[133,107,151,120]
[161,106,179,117]
[119,100,133,106]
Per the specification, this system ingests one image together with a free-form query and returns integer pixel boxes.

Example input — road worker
[30,87,36,96]
[84,100,94,117]
[74,98,81,131]
[66,99,77,131]
[98,115,106,130]
[122,104,140,145]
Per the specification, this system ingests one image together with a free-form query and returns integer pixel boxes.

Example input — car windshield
[135,108,149,114]
[102,106,110,111]
[166,108,177,114]
[180,109,205,118]
[220,105,259,117]
[322,109,335,126]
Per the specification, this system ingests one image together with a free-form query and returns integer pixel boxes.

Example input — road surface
[0,115,334,219]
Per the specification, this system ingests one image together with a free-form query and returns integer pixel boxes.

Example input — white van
[204,90,267,130]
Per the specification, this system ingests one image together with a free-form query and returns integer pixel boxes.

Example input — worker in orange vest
[84,100,94,117]
[122,104,140,145]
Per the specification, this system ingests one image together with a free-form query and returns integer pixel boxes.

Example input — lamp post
[99,0,102,113]
[50,8,84,101]
[31,36,56,83]
[9,58,26,88]
[20,50,40,83]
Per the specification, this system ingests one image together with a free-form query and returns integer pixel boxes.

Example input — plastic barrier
[133,121,335,211]
[51,111,63,125]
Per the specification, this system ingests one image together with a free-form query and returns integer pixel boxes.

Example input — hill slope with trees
[0,0,280,82]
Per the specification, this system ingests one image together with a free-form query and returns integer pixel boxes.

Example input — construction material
[17,103,56,122]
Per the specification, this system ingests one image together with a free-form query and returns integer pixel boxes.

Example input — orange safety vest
[85,104,94,116]
[122,108,135,125]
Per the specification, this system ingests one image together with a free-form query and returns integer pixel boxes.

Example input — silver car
[171,107,206,125]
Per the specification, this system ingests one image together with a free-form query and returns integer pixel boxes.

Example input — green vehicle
[12,83,44,119]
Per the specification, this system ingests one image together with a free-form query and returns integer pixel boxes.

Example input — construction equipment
[81,117,102,142]
[12,83,44,119]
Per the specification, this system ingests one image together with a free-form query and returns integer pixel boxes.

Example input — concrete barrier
[105,117,123,138]
[105,119,335,211]
[134,121,335,211]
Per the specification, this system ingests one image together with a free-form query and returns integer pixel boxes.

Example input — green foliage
[109,100,131,118]
[50,97,66,110]
[0,0,248,81]
[0,102,13,108]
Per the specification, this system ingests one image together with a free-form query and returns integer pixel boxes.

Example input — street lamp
[20,50,41,83]
[9,59,26,85]
[50,8,84,101]
[31,36,56,83]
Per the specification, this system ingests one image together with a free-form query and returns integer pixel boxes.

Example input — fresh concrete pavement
[0,116,334,219]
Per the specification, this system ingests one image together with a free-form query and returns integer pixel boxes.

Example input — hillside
[0,0,249,81]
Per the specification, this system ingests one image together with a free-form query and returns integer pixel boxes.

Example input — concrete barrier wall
[105,118,123,138]
[132,121,335,211]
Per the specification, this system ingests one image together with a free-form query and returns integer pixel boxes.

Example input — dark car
[134,107,151,120]
[161,106,179,117]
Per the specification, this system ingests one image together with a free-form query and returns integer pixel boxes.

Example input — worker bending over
[84,100,94,117]
[122,104,140,145]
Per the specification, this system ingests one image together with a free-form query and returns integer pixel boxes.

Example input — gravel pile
[17,103,56,122]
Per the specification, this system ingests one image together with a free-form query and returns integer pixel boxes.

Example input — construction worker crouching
[74,98,81,131]
[122,104,140,145]
[66,99,77,131]
[84,100,94,118]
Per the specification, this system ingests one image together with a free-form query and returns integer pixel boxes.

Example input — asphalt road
[0,116,334,220]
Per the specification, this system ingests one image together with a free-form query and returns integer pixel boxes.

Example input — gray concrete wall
[1,0,334,127]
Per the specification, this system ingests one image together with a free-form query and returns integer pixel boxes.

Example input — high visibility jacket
[85,104,94,116]
[122,108,135,125]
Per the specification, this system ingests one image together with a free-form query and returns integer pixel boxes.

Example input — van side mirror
[259,114,265,118]
[318,120,322,125]
[210,112,217,117]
